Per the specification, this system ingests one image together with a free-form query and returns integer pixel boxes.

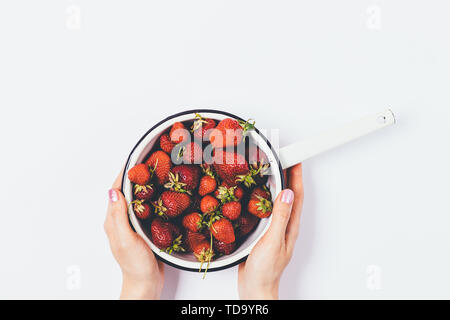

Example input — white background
[0,1,449,299]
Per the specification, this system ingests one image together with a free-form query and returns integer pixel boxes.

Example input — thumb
[266,189,294,241]
[105,188,134,239]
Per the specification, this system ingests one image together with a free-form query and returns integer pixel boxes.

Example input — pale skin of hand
[105,164,303,300]
[104,171,164,300]
[238,164,304,300]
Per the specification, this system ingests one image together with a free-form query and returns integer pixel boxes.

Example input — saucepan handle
[278,109,396,169]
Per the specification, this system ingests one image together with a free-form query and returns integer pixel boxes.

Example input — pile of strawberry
[126,113,273,273]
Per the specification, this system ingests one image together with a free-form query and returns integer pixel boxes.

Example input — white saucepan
[122,109,395,272]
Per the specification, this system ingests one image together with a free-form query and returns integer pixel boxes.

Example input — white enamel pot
[121,109,395,272]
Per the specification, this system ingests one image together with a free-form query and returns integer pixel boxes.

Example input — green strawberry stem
[235,174,256,188]
[129,199,145,213]
[134,184,153,194]
[152,198,168,219]
[201,232,214,279]
[256,195,272,213]
[164,172,191,195]
[216,186,237,203]
[163,235,185,255]
[200,164,216,178]
[191,113,208,132]
[238,119,255,133]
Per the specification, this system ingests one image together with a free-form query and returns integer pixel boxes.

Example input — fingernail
[108,189,119,202]
[281,189,294,204]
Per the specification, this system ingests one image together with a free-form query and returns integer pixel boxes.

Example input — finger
[286,164,304,251]
[105,188,134,240]
[266,189,294,242]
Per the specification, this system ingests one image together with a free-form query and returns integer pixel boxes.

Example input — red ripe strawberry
[213,238,236,255]
[133,184,154,200]
[127,163,151,185]
[250,186,271,201]
[236,213,259,237]
[171,165,200,191]
[169,122,189,144]
[160,133,175,154]
[131,200,151,219]
[210,118,254,148]
[182,141,203,164]
[151,218,185,253]
[153,191,191,218]
[146,151,172,185]
[185,231,214,269]
[215,182,244,202]
[198,175,217,196]
[222,201,241,221]
[212,150,250,186]
[192,114,216,141]
[200,195,219,214]
[182,212,203,232]
[211,218,235,244]
[248,196,272,218]
[234,186,245,200]
[185,231,206,251]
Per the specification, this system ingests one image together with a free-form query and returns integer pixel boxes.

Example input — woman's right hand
[238,164,304,299]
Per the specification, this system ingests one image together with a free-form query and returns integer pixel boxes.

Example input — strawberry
[171,165,200,191]
[185,231,207,252]
[134,184,154,201]
[248,196,272,218]
[191,113,216,140]
[185,231,214,272]
[153,191,191,218]
[198,175,217,196]
[211,218,235,244]
[209,118,254,148]
[150,218,185,253]
[169,122,189,144]
[250,186,271,201]
[234,186,245,200]
[130,199,151,219]
[213,238,236,255]
[182,212,203,232]
[222,201,241,221]
[215,182,244,203]
[127,163,151,185]
[212,150,250,186]
[236,213,259,237]
[146,150,172,185]
[160,133,175,154]
[200,195,219,214]
[182,141,203,164]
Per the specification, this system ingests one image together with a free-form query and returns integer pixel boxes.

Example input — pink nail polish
[108,189,119,202]
[281,189,294,204]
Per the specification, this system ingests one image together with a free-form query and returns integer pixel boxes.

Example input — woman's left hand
[104,170,164,300]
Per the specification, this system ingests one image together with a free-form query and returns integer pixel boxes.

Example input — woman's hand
[238,164,304,300]
[104,171,164,300]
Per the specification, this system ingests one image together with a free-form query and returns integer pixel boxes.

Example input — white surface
[0,1,449,299]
